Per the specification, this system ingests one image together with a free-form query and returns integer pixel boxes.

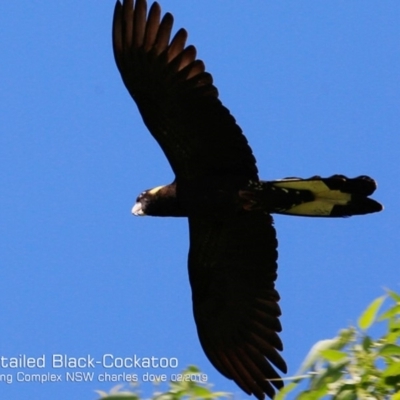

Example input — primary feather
[113,0,258,182]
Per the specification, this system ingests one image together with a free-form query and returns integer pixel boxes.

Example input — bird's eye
[137,192,146,201]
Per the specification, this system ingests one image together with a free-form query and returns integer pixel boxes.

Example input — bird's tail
[239,175,383,217]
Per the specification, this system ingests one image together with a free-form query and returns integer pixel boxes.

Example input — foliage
[96,365,231,400]
[96,290,400,400]
[276,289,400,399]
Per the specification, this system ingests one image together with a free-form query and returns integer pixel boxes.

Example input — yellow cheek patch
[148,185,165,195]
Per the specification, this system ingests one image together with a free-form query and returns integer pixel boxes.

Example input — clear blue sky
[0,1,399,399]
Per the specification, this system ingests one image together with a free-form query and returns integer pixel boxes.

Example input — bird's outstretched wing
[188,212,287,400]
[112,0,258,181]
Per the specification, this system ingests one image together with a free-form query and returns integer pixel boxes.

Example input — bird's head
[131,183,186,217]
[132,185,165,216]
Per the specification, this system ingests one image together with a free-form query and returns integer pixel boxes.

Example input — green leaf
[387,329,400,344]
[382,361,400,377]
[319,349,347,362]
[388,318,400,338]
[358,295,386,330]
[379,344,400,356]
[207,392,231,399]
[337,328,356,344]
[274,382,298,400]
[384,374,400,386]
[392,392,400,400]
[190,385,224,399]
[379,304,400,321]
[296,386,328,400]
[386,289,400,303]
[323,362,348,383]
[361,335,373,352]
[297,338,341,374]
[335,387,357,400]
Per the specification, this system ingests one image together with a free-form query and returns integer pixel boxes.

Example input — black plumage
[112,1,382,398]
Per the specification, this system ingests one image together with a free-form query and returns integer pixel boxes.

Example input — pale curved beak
[132,202,145,216]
